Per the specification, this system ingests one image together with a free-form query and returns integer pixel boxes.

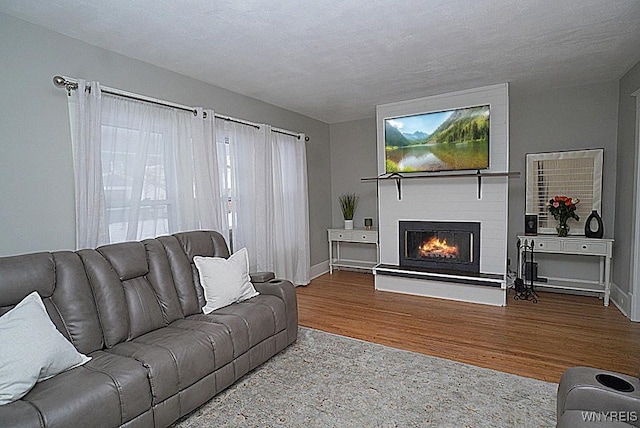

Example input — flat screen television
[384,104,490,173]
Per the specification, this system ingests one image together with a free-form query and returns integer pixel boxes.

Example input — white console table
[328,228,378,273]
[516,235,614,306]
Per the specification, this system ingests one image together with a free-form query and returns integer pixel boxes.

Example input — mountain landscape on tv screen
[385,105,489,173]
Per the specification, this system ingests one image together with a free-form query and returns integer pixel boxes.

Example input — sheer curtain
[224,120,310,285]
[67,80,109,248]
[69,89,224,247]
[199,109,229,242]
[223,120,269,269]
[68,82,309,283]
[270,131,310,285]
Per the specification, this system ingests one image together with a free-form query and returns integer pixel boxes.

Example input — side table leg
[604,256,611,307]
[328,239,333,274]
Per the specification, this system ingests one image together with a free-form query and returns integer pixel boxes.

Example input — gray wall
[0,13,332,265]
[330,118,378,228]
[507,81,620,279]
[615,59,640,295]
[329,81,621,281]
[328,118,378,263]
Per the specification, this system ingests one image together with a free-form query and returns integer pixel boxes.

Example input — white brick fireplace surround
[374,84,510,306]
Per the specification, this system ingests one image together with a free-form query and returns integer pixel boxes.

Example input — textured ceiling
[2,0,640,123]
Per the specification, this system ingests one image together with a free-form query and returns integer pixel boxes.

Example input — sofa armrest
[250,271,275,283]
[252,278,298,345]
[557,367,640,427]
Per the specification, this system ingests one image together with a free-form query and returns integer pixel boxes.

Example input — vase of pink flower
[547,196,580,237]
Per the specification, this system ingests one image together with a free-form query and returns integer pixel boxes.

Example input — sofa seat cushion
[168,318,235,369]
[107,327,217,404]
[187,294,286,357]
[8,352,150,428]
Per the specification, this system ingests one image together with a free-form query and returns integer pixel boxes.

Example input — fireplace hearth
[399,221,480,274]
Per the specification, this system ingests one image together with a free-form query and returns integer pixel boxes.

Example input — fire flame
[418,237,459,258]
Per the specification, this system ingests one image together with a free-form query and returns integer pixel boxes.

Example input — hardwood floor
[296,270,640,383]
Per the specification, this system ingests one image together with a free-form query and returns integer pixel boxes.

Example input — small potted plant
[338,193,359,230]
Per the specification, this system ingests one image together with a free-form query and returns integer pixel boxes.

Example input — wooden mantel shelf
[360,170,521,199]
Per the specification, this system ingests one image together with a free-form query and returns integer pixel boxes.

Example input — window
[98,95,195,244]
[215,132,235,251]
[101,123,176,243]
[525,149,603,234]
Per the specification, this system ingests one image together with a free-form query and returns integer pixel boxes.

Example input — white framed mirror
[525,149,604,235]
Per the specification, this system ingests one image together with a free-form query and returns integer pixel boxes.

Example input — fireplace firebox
[399,221,480,274]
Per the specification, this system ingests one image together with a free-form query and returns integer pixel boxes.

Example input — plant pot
[344,220,354,230]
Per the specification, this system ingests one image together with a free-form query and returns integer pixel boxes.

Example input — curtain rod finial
[53,75,66,87]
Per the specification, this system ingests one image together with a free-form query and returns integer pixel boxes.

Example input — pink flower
[552,202,560,208]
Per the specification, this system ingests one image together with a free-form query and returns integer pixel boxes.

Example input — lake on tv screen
[385,105,489,173]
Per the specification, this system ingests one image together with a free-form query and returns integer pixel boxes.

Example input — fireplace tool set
[514,239,538,303]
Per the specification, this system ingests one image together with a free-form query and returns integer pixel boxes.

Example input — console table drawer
[563,241,608,256]
[534,240,562,252]
[351,231,378,243]
[328,230,353,241]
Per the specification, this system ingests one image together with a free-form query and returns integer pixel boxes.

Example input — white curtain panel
[175,108,227,234]
[225,120,268,272]
[198,109,228,239]
[270,131,310,285]
[67,80,109,249]
[226,120,310,285]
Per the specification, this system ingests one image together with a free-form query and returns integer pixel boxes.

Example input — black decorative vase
[584,210,604,238]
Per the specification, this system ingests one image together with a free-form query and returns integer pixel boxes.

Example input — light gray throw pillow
[194,247,259,314]
[0,291,91,406]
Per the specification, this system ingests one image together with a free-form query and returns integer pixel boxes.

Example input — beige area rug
[173,327,557,427]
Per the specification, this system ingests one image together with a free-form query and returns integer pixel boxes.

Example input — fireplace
[399,221,480,274]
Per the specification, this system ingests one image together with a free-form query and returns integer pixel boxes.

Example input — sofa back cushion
[79,240,183,346]
[156,231,231,317]
[0,251,103,355]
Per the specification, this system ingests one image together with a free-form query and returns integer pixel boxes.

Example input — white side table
[328,229,378,273]
[516,235,614,306]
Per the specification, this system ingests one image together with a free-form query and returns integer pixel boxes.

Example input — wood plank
[296,270,640,383]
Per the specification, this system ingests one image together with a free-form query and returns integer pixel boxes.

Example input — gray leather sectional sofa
[0,230,298,427]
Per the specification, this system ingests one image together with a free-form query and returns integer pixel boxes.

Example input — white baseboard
[610,282,631,319]
[310,260,329,280]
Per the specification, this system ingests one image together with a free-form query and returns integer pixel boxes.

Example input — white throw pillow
[0,292,91,406]
[194,247,260,314]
